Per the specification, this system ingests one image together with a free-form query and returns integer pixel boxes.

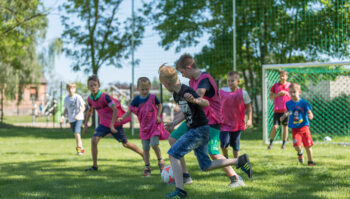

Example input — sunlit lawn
[0,124,349,199]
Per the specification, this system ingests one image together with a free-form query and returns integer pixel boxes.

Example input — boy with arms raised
[167,54,244,187]
[159,65,252,199]
[280,83,315,166]
[268,70,291,149]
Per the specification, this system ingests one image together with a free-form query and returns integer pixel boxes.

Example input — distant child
[159,65,252,199]
[167,54,243,188]
[268,70,291,149]
[118,77,169,177]
[60,83,86,155]
[219,71,253,159]
[83,75,144,171]
[280,83,315,166]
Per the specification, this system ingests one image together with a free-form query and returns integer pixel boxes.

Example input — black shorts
[273,112,288,126]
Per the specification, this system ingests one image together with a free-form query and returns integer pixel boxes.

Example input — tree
[150,0,350,123]
[60,0,148,75]
[0,0,47,123]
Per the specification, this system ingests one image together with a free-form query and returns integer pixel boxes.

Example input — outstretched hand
[184,93,196,103]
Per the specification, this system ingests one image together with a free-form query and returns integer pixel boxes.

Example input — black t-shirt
[173,84,208,129]
[197,76,215,98]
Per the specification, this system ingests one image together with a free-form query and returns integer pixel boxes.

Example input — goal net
[262,62,350,144]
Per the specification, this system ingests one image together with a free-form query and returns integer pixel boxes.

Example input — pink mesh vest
[129,94,169,140]
[87,92,131,127]
[220,88,246,132]
[189,73,221,125]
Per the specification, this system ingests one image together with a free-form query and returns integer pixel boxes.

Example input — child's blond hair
[158,64,178,84]
[66,83,76,90]
[137,77,151,89]
[290,82,301,90]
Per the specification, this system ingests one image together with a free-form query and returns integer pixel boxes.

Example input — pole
[131,0,135,136]
[233,0,236,71]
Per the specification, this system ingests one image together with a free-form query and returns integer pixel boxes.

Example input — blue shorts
[70,120,83,134]
[94,125,128,144]
[220,131,242,151]
[168,125,212,171]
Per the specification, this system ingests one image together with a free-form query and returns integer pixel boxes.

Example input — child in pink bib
[219,71,253,159]
[118,77,169,177]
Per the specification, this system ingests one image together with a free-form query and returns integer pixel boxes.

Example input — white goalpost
[262,61,350,144]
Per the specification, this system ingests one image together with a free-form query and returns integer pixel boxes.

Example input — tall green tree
[150,0,350,123]
[0,0,47,123]
[60,0,148,75]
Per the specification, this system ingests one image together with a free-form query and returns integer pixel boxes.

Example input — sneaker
[76,147,85,155]
[237,154,252,178]
[166,188,187,199]
[308,161,315,166]
[158,161,165,173]
[267,145,272,150]
[228,175,245,188]
[183,176,193,185]
[298,152,304,163]
[85,166,98,171]
[281,145,286,150]
[144,168,151,177]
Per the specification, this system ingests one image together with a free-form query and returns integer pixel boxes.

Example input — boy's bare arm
[246,103,253,127]
[184,93,209,107]
[165,111,185,132]
[156,103,163,123]
[82,107,93,134]
[308,110,314,120]
[117,109,131,122]
[110,105,119,133]
[280,112,290,122]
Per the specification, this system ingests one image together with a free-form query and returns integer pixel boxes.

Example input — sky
[42,0,208,89]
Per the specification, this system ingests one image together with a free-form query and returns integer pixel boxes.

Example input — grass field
[0,124,349,199]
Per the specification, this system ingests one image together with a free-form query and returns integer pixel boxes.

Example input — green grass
[3,115,48,124]
[0,125,349,199]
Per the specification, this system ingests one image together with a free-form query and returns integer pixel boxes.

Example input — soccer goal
[262,61,350,144]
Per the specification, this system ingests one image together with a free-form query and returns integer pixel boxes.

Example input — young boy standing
[280,83,315,166]
[61,83,86,155]
[220,71,253,159]
[159,65,252,199]
[268,70,291,149]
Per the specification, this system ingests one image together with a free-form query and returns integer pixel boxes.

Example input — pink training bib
[271,82,291,113]
[129,94,169,140]
[189,73,221,125]
[220,88,246,132]
[88,92,131,127]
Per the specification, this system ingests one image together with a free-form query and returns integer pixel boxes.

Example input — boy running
[280,83,315,166]
[159,65,252,199]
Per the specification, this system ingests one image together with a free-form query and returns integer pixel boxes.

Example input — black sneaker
[237,154,252,178]
[298,152,304,163]
[85,166,98,171]
[308,161,315,166]
[166,188,187,198]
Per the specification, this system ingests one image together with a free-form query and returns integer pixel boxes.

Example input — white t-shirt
[64,94,85,122]
[221,87,251,104]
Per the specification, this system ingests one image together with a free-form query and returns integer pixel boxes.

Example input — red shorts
[292,126,313,147]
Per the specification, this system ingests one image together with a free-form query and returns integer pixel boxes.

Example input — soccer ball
[161,165,175,184]
[323,136,332,142]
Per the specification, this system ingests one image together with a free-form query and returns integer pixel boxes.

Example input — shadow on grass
[0,124,141,140]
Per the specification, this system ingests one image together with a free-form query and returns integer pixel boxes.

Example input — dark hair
[290,82,301,90]
[176,54,197,70]
[87,75,100,86]
[228,71,239,77]
[137,77,151,88]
